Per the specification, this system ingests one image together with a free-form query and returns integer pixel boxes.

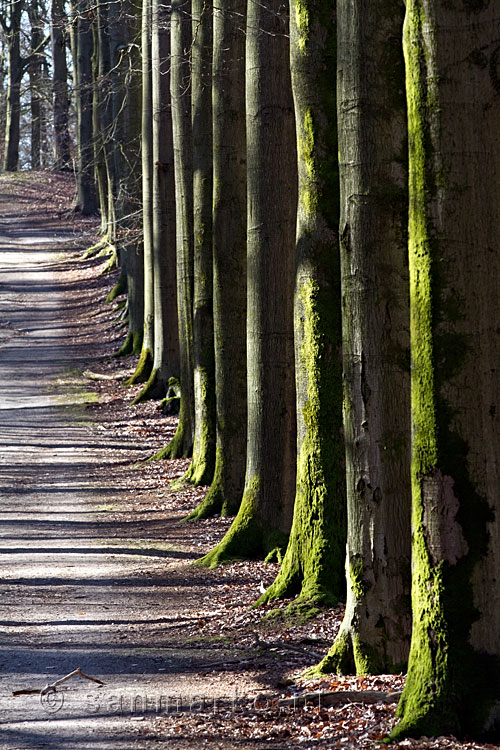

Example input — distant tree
[74,0,97,212]
[50,0,71,169]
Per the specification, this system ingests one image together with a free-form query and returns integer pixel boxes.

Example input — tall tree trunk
[51,0,71,169]
[125,0,154,384]
[391,1,500,742]
[315,0,411,673]
[154,0,194,458]
[199,0,297,566]
[2,0,24,172]
[133,0,179,400]
[185,0,247,518]
[257,0,346,611]
[75,0,98,214]
[28,0,43,171]
[180,0,215,485]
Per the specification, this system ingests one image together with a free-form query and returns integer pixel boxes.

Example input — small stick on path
[12,667,105,697]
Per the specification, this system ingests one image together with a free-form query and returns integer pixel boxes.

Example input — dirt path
[0,179,279,750]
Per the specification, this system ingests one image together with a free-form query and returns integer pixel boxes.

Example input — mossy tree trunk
[180,0,215,485]
[198,0,297,566]
[185,0,247,518]
[257,0,346,611]
[154,0,194,458]
[316,0,411,675]
[125,0,154,385]
[110,0,144,358]
[51,0,71,170]
[133,0,179,402]
[390,1,500,742]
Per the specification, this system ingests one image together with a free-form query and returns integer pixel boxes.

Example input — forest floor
[0,172,494,750]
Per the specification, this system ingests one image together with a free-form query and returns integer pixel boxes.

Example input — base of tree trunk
[105,274,127,304]
[113,329,143,359]
[256,552,339,610]
[178,433,215,488]
[195,484,288,568]
[131,367,170,405]
[125,348,153,386]
[151,417,192,460]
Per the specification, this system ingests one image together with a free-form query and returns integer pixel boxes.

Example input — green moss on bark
[131,367,166,404]
[106,274,127,304]
[124,347,153,386]
[113,328,143,359]
[256,279,345,609]
[195,477,288,568]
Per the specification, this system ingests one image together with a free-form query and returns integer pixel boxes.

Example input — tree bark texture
[318,0,411,675]
[391,1,500,742]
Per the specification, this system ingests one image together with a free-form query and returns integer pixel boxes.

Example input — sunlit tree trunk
[315,0,411,674]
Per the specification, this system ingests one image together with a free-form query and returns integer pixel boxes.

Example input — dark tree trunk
[75,0,98,214]
[2,0,24,172]
[51,0,71,169]
[133,0,179,401]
